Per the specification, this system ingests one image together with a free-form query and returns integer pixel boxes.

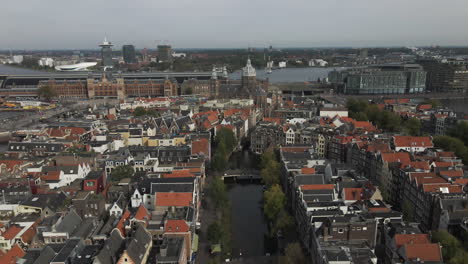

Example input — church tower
[241,58,257,96]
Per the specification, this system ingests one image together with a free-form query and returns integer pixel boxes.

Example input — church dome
[242,58,256,77]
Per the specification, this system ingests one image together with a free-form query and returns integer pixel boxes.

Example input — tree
[432,230,468,263]
[207,222,222,244]
[215,127,236,154]
[353,111,369,121]
[433,136,468,164]
[37,86,57,101]
[209,176,228,209]
[133,107,147,117]
[449,122,468,146]
[402,200,414,222]
[403,117,421,136]
[260,151,281,187]
[110,165,134,182]
[274,209,294,235]
[264,184,285,221]
[279,243,306,264]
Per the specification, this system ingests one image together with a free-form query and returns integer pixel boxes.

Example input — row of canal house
[345,135,468,233]
[279,143,448,263]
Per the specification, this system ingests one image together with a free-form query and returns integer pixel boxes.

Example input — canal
[226,150,276,258]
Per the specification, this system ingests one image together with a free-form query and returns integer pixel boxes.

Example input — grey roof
[94,229,125,264]
[43,165,79,174]
[156,236,185,263]
[20,192,66,211]
[51,238,84,263]
[136,177,195,194]
[73,245,101,264]
[125,225,152,264]
[55,209,82,235]
[21,246,57,264]
[72,217,97,239]
[294,174,326,186]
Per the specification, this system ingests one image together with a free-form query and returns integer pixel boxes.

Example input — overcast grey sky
[1,0,467,50]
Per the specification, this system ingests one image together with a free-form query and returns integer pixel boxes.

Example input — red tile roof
[432,161,457,168]
[0,160,25,171]
[417,104,432,111]
[133,205,150,222]
[301,167,316,174]
[300,184,334,190]
[409,172,446,186]
[454,179,468,185]
[192,138,210,155]
[1,225,22,240]
[40,171,61,181]
[408,161,430,171]
[344,188,365,201]
[163,169,194,178]
[263,117,282,125]
[0,245,25,264]
[165,220,190,233]
[393,136,433,148]
[439,170,463,178]
[381,152,411,166]
[422,183,462,193]
[20,224,36,244]
[394,234,430,248]
[404,243,442,262]
[115,210,131,237]
[156,192,192,207]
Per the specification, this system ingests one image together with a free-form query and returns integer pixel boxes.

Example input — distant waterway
[230,67,341,83]
[0,64,45,74]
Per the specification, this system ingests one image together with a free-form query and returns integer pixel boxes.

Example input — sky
[1,0,468,50]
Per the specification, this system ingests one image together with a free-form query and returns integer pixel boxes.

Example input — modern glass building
[329,64,426,94]
[122,45,137,64]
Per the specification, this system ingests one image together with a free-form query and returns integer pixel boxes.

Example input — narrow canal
[226,150,276,258]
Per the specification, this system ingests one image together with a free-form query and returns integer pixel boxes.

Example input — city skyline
[1,0,468,49]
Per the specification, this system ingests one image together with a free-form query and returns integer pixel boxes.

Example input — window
[338,228,344,233]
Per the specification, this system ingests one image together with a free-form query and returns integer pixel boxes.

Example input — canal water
[226,150,275,258]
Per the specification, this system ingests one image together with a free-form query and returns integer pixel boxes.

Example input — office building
[419,59,468,93]
[329,64,426,94]
[99,38,114,68]
[157,45,172,63]
[122,45,137,64]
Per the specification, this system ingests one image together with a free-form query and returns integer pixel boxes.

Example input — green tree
[264,184,285,222]
[402,200,414,221]
[433,136,468,164]
[346,99,369,114]
[274,209,294,235]
[207,222,222,244]
[260,151,281,187]
[215,127,236,154]
[110,165,134,182]
[133,107,147,117]
[403,117,421,136]
[37,85,57,101]
[279,243,307,264]
[209,176,228,209]
[353,111,369,121]
[448,122,468,146]
[432,230,468,263]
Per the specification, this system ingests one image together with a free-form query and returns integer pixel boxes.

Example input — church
[180,59,269,106]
